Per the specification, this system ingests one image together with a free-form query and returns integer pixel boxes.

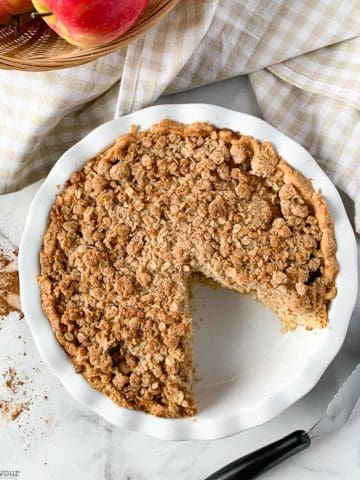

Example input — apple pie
[38,120,338,418]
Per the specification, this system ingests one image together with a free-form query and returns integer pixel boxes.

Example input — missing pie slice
[38,120,338,418]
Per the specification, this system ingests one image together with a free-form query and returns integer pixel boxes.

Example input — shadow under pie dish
[37,118,339,419]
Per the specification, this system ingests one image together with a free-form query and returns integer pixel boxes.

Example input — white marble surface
[0,76,359,480]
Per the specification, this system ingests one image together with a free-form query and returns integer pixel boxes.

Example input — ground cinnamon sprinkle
[0,368,25,422]
[0,399,28,422]
[0,240,50,444]
[0,241,26,422]
[0,367,29,423]
[10,403,28,421]
[0,253,10,270]
[4,367,24,394]
[0,245,22,319]
[0,271,20,316]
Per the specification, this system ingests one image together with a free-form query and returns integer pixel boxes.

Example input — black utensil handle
[205,430,311,480]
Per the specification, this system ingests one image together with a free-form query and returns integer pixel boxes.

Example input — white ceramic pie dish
[19,104,358,440]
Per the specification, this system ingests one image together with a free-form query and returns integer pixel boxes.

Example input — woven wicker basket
[0,0,179,71]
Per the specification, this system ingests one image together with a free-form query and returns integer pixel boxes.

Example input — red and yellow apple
[0,0,33,25]
[31,0,149,48]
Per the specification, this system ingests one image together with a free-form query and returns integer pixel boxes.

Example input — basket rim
[0,0,180,71]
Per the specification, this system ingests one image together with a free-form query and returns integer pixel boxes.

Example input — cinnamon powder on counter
[0,238,22,320]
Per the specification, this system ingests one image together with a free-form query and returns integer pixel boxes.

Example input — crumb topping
[38,120,338,418]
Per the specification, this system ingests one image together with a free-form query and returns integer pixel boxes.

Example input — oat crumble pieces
[38,119,338,418]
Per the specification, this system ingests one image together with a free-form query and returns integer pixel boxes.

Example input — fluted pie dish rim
[19,104,358,440]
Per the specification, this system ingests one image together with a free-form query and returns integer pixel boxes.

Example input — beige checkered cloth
[0,0,359,230]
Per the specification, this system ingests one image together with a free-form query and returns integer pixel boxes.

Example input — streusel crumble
[38,120,338,418]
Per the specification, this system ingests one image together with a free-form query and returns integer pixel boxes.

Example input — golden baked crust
[38,119,338,418]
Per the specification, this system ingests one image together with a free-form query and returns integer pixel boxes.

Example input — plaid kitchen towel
[0,49,125,191]
[0,0,359,230]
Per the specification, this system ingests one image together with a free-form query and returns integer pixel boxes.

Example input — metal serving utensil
[206,363,360,480]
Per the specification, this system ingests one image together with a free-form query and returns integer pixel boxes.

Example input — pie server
[205,362,360,480]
